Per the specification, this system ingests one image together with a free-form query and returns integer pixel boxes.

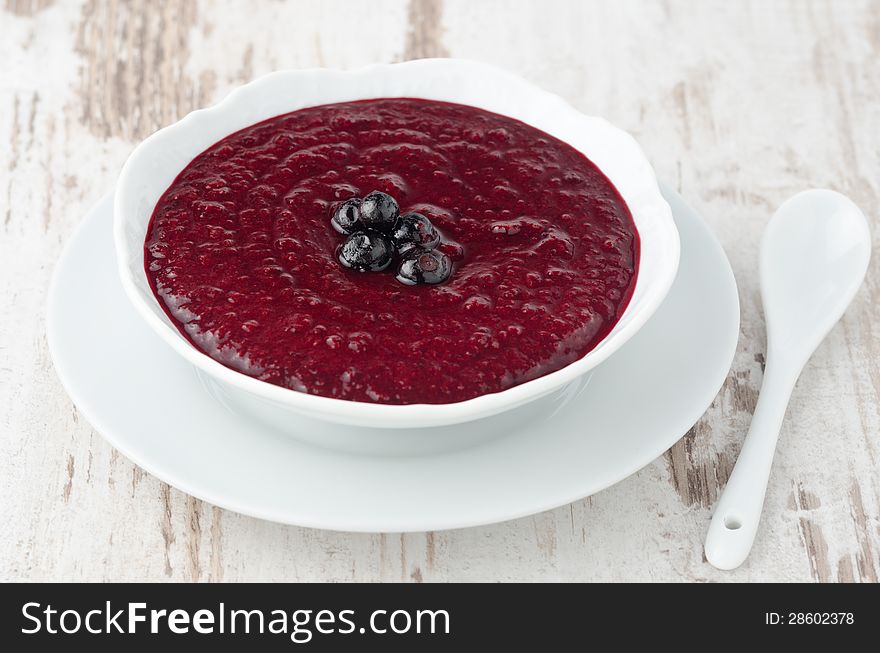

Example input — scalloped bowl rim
[113,59,679,428]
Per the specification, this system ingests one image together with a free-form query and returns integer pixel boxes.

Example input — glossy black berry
[390,212,440,252]
[396,248,452,285]
[337,231,394,272]
[359,191,399,232]
[330,198,362,235]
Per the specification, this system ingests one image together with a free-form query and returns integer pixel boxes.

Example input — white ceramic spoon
[705,189,871,570]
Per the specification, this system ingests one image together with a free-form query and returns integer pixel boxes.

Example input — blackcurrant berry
[390,212,440,252]
[337,230,394,272]
[396,248,452,285]
[330,198,362,235]
[359,191,399,232]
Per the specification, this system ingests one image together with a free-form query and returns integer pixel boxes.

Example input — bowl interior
[114,59,678,425]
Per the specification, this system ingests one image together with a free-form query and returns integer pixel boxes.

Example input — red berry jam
[145,99,639,404]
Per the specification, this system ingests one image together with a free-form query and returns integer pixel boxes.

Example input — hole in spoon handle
[723,515,742,531]
[706,507,759,570]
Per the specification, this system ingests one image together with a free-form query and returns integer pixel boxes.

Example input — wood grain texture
[1,0,878,582]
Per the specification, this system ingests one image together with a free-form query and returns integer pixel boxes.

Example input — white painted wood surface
[1,0,878,582]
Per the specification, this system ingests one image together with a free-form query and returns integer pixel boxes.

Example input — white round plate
[47,185,739,532]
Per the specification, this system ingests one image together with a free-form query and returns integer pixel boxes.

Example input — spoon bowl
[762,189,872,365]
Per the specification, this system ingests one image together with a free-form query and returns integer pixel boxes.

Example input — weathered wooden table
[2,0,877,582]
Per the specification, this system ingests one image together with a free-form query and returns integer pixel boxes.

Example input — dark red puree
[146,99,639,404]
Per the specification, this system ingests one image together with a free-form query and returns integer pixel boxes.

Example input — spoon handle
[705,361,799,570]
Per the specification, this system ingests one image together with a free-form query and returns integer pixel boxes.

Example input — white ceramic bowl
[114,59,679,430]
